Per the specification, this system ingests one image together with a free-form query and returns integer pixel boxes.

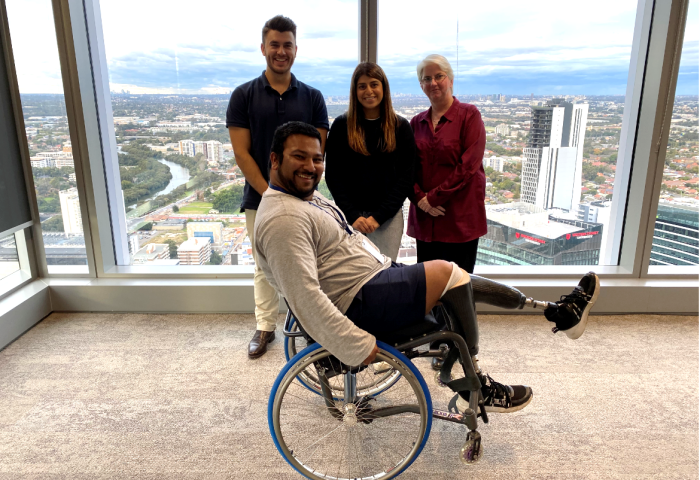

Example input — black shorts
[344,262,427,336]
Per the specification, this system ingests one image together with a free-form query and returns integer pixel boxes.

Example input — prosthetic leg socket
[439,282,479,357]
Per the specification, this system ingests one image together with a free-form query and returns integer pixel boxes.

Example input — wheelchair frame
[269,310,490,480]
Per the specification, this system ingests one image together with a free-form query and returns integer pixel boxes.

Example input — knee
[424,259,453,283]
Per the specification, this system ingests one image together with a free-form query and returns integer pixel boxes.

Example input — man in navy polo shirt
[226,15,329,359]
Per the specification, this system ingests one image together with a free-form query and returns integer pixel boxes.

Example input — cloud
[304,31,339,40]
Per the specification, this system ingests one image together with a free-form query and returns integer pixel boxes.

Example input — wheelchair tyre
[284,316,401,399]
[270,341,433,480]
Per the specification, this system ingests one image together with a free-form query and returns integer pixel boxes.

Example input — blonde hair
[416,54,454,93]
[347,62,397,155]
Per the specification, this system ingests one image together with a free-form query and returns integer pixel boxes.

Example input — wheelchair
[269,275,552,480]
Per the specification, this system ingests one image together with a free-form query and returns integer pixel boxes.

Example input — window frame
[42,0,697,283]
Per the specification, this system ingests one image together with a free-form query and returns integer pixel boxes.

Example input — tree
[211,185,244,213]
[172,205,179,213]
[208,251,222,265]
[318,178,333,200]
[164,239,178,259]
[42,215,64,232]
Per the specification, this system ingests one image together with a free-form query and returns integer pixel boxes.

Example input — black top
[226,71,329,210]
[325,113,417,226]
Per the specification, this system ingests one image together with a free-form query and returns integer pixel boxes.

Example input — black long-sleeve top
[325,114,417,226]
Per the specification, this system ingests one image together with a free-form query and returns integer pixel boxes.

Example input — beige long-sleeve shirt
[254,188,391,366]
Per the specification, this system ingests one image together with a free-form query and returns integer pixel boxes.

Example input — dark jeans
[416,238,480,274]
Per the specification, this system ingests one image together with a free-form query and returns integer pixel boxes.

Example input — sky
[5,0,699,97]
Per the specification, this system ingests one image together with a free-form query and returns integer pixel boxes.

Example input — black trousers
[416,238,480,274]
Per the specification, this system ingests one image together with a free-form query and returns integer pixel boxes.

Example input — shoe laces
[481,373,511,404]
[558,285,587,305]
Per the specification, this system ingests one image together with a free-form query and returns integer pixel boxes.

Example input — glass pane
[6,0,89,272]
[99,1,357,266]
[0,233,20,281]
[379,0,639,266]
[648,0,698,268]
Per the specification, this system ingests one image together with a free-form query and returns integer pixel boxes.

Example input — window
[97,0,358,267]
[647,0,698,269]
[6,0,89,273]
[0,233,19,281]
[378,0,639,267]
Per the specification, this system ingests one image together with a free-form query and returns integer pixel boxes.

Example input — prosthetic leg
[470,274,557,311]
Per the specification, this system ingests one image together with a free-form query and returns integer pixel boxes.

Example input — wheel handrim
[272,348,430,480]
[285,320,401,397]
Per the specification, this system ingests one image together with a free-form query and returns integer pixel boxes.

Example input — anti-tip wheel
[459,431,482,465]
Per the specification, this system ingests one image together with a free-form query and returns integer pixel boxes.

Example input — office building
[187,222,224,251]
[59,187,83,234]
[178,140,224,163]
[132,243,170,264]
[522,99,589,212]
[177,237,211,265]
[483,155,505,172]
[127,233,140,256]
[495,124,511,136]
[30,152,74,169]
[179,139,196,157]
[649,201,699,266]
[478,203,603,265]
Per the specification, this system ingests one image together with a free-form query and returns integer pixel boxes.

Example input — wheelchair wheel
[270,341,433,480]
[284,316,401,398]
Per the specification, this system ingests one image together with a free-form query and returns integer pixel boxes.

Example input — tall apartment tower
[59,187,83,234]
[522,99,588,212]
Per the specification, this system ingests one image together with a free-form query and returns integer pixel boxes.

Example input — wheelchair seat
[375,312,444,346]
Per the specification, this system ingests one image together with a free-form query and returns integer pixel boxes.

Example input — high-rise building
[483,155,505,172]
[179,140,195,157]
[495,124,510,136]
[205,141,224,163]
[649,201,699,266]
[178,140,224,163]
[177,237,212,265]
[521,99,588,212]
[59,188,83,234]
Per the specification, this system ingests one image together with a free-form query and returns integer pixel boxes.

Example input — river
[153,159,191,197]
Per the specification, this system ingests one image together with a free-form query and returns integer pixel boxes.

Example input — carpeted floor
[0,312,697,479]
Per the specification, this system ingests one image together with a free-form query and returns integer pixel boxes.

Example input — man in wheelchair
[255,121,599,416]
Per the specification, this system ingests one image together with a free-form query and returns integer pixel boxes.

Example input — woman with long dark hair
[325,63,417,261]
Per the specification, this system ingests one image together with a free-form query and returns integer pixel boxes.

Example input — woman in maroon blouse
[408,54,487,273]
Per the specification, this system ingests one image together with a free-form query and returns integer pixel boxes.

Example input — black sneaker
[455,374,533,414]
[544,272,600,339]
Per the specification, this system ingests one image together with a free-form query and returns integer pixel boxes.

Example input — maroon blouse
[408,98,487,243]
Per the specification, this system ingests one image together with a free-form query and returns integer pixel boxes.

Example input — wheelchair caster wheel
[459,431,482,465]
[434,371,452,388]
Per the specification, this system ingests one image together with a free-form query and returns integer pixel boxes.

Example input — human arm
[312,89,330,155]
[228,127,268,196]
[257,212,376,367]
[324,117,363,224]
[424,107,486,208]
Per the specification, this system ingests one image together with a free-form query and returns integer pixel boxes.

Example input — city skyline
[6,0,698,96]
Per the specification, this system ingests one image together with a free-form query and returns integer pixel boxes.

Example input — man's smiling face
[261,30,297,75]
[271,134,323,200]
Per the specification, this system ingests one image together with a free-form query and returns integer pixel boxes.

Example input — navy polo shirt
[226,71,329,210]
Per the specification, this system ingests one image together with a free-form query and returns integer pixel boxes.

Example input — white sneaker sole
[565,273,600,340]
[455,390,534,414]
